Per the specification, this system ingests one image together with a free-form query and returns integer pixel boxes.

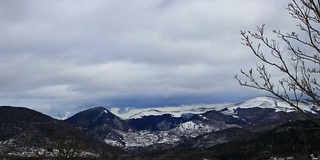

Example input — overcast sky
[0,0,296,118]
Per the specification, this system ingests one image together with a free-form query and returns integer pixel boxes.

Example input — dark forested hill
[122,120,320,160]
[0,106,121,159]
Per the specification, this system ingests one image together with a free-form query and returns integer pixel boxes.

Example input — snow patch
[173,121,215,137]
[108,121,216,148]
[104,139,122,147]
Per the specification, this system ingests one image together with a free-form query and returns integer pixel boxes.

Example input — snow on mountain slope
[128,104,230,119]
[117,130,180,148]
[106,121,216,148]
[220,96,316,116]
[129,109,164,119]
[171,121,216,137]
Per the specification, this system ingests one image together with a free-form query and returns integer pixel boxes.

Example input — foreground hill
[123,120,320,160]
[0,106,121,159]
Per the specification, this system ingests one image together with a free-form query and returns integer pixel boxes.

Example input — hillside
[122,120,320,160]
[0,106,121,159]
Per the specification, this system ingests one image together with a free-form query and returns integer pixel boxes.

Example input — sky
[0,0,296,118]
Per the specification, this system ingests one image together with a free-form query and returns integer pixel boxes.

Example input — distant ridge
[127,96,317,119]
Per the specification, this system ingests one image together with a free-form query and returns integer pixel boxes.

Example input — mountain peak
[65,106,132,132]
[86,106,109,112]
[65,106,113,128]
[76,106,114,118]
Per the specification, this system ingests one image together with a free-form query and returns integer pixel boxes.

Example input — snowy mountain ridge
[221,96,318,117]
[128,103,229,119]
[129,96,317,119]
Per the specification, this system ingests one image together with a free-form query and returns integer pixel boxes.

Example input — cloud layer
[0,0,295,117]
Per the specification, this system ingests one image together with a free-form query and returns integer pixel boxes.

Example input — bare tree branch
[236,0,320,114]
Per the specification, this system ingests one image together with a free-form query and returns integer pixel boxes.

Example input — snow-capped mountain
[221,96,317,114]
[130,96,317,119]
[64,96,319,152]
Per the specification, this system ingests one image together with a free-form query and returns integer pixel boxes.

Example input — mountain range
[66,96,319,151]
[1,96,320,159]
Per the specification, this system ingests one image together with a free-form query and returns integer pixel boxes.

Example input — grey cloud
[0,0,295,117]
